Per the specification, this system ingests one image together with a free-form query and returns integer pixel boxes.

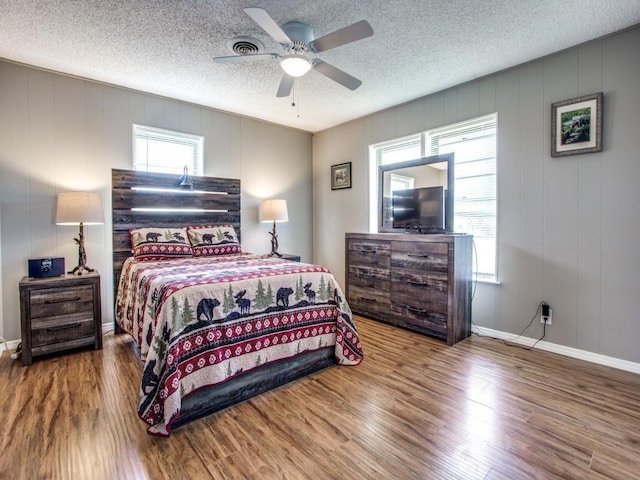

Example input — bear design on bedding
[115,254,362,436]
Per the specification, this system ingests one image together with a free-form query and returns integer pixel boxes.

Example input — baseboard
[0,338,21,353]
[6,323,638,375]
[472,325,640,375]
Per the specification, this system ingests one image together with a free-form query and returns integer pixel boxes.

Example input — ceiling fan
[214,7,373,97]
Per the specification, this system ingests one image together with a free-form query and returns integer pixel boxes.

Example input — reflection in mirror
[378,153,454,233]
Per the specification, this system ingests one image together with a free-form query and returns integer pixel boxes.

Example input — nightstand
[19,273,102,365]
[279,253,301,262]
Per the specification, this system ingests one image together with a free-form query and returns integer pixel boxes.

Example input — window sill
[475,275,501,285]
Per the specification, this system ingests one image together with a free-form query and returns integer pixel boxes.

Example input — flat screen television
[392,186,446,233]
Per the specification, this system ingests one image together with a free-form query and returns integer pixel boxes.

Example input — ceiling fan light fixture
[280,54,312,77]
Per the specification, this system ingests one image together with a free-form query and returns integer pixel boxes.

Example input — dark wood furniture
[111,168,241,298]
[111,169,337,432]
[19,273,102,365]
[279,253,301,262]
[346,232,472,345]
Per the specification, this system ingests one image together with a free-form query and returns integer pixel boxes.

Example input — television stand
[345,232,472,345]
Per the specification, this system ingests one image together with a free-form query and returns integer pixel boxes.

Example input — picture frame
[551,92,603,157]
[331,162,352,190]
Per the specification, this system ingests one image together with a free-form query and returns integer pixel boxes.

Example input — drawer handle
[407,253,429,258]
[47,322,82,331]
[45,297,81,304]
[406,306,427,315]
[359,249,377,254]
[407,280,429,287]
[361,297,377,302]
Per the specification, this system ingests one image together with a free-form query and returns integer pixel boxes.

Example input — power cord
[11,343,22,360]
[471,238,479,301]
[0,336,22,360]
[472,301,548,351]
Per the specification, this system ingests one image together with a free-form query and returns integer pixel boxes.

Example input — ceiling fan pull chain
[291,79,296,108]
[295,78,301,118]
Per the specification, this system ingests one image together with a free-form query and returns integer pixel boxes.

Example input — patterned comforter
[115,253,362,436]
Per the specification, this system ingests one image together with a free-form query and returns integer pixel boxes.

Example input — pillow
[130,227,193,260]
[187,225,241,256]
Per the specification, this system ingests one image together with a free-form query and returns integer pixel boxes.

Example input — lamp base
[68,264,95,276]
[68,223,95,275]
[268,220,282,257]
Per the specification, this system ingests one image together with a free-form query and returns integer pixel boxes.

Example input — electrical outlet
[540,303,552,325]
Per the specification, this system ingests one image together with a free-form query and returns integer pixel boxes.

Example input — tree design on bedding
[115,254,362,436]
[190,228,235,246]
[159,273,336,327]
[132,229,186,245]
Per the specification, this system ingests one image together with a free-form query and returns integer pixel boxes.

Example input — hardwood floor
[1,315,639,480]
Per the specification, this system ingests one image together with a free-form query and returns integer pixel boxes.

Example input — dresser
[345,233,472,345]
[19,273,102,365]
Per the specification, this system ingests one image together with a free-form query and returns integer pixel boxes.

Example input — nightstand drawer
[31,312,96,347]
[29,285,94,318]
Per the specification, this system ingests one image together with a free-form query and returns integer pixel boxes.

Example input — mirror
[377,153,454,233]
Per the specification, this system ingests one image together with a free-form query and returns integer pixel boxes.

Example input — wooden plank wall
[111,168,241,297]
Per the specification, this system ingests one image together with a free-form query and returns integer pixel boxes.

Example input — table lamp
[56,191,104,275]
[260,199,288,257]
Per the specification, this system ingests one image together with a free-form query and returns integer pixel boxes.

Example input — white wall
[313,25,640,364]
[0,61,312,342]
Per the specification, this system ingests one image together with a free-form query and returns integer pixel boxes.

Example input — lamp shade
[55,192,105,225]
[260,199,288,223]
[280,55,312,77]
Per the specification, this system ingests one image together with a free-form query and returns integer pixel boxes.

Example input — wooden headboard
[111,168,241,296]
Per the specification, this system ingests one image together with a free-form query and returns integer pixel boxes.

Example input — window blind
[375,134,422,165]
[133,124,204,175]
[427,114,497,278]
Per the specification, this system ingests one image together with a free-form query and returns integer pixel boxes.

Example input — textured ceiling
[2,1,639,132]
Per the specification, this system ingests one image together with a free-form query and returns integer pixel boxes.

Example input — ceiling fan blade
[276,74,294,97]
[313,60,362,90]
[309,20,373,52]
[213,53,278,64]
[244,7,292,45]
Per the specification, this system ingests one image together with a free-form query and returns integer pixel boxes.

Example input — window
[374,134,422,166]
[427,114,497,279]
[370,113,497,280]
[132,124,203,175]
[389,173,414,193]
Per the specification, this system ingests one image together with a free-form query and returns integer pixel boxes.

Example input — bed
[111,169,362,436]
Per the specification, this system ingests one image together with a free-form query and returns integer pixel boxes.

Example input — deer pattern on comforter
[115,254,362,436]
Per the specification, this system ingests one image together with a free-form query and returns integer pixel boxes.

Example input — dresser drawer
[31,312,96,347]
[29,285,94,319]
[348,265,390,289]
[348,239,390,269]
[390,270,448,299]
[348,285,390,315]
[391,295,448,340]
[391,289,448,315]
[391,241,449,272]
